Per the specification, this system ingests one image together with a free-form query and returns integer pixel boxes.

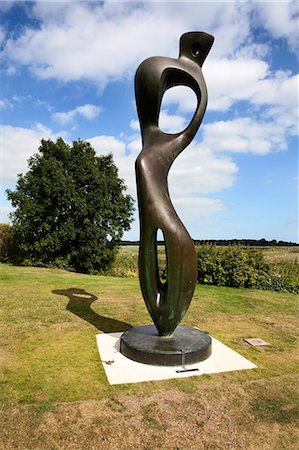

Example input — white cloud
[169,143,238,197]
[130,109,188,133]
[0,2,13,13]
[254,0,299,51]
[163,57,269,112]
[163,58,298,118]
[2,2,297,126]
[251,72,298,107]
[129,119,139,132]
[205,58,269,111]
[159,110,187,133]
[52,104,102,125]
[1,123,66,183]
[161,86,197,114]
[88,135,126,159]
[173,197,227,218]
[126,136,142,156]
[0,99,8,109]
[2,3,180,86]
[1,2,254,86]
[88,130,238,202]
[202,116,295,155]
[0,26,6,45]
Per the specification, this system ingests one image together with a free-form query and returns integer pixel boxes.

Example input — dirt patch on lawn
[0,349,8,368]
[2,382,292,450]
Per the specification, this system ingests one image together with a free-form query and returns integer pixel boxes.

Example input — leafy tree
[6,138,134,273]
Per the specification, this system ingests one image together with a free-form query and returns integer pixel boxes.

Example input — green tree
[6,138,134,273]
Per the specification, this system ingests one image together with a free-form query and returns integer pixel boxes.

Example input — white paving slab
[96,332,257,385]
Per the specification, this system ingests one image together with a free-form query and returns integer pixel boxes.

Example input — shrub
[197,244,267,288]
[0,224,16,262]
[197,244,298,293]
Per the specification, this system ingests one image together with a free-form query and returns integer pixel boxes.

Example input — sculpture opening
[158,86,197,133]
[155,228,168,288]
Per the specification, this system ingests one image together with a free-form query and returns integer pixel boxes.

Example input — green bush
[197,244,298,293]
[255,275,299,294]
[0,224,16,262]
[198,244,266,288]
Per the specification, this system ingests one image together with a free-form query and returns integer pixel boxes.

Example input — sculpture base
[120,325,212,366]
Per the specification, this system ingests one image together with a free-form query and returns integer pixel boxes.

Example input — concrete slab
[243,338,271,347]
[96,332,257,385]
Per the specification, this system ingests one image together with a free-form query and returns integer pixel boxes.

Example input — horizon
[1,1,298,243]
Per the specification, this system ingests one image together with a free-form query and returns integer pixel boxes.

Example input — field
[0,259,298,449]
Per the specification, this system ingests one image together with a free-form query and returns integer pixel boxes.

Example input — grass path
[0,263,298,449]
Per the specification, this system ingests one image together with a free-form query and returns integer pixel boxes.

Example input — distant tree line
[194,239,298,247]
[121,239,298,247]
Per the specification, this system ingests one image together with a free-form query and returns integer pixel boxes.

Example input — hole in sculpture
[158,86,197,134]
[156,228,168,286]
[191,43,201,57]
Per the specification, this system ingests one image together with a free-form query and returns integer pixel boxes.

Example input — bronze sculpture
[121,32,214,366]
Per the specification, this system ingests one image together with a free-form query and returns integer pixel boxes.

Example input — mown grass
[0,262,298,449]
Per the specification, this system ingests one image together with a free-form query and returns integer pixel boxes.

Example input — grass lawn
[0,263,298,449]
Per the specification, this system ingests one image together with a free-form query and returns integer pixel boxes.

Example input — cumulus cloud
[159,110,188,133]
[169,144,238,197]
[2,2,180,85]
[0,26,6,45]
[52,104,102,125]
[1,123,66,183]
[88,135,126,159]
[0,2,256,86]
[1,2,297,121]
[161,86,197,114]
[129,119,139,132]
[254,0,299,51]
[0,99,9,109]
[88,131,238,221]
[130,109,189,133]
[173,197,227,219]
[205,58,269,110]
[162,59,298,120]
[162,57,269,112]
[202,115,296,155]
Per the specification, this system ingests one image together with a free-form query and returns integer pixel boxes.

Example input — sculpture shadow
[52,288,132,333]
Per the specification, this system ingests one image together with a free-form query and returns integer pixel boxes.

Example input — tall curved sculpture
[121,32,214,366]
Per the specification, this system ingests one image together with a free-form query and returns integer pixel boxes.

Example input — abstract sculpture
[121,32,214,366]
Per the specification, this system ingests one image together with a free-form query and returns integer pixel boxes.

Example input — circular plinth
[120,324,212,366]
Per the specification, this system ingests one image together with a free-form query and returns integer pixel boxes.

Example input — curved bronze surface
[135,32,214,336]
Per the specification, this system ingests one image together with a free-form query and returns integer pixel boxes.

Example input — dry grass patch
[1,379,298,449]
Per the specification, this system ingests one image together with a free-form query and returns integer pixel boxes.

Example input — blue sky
[1,0,298,242]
